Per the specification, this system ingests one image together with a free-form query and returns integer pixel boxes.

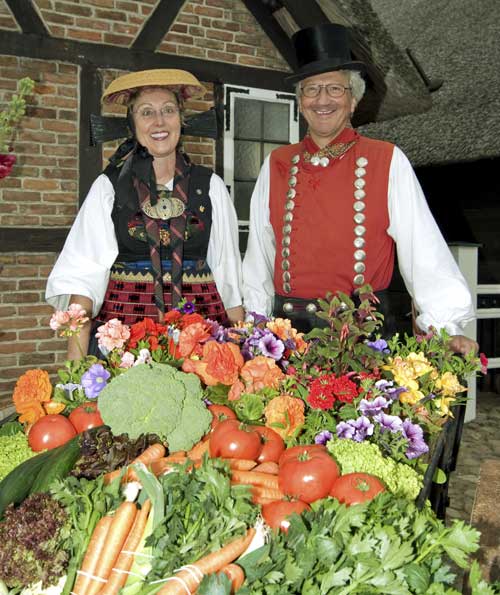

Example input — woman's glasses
[133,105,180,121]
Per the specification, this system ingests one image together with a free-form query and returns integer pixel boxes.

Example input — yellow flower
[435,395,456,416]
[399,388,425,406]
[385,356,418,386]
[406,352,434,378]
[436,372,467,397]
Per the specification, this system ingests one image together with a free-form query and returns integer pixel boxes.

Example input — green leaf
[233,393,264,422]
[404,562,431,592]
[442,522,480,568]
[197,572,232,595]
[320,566,352,590]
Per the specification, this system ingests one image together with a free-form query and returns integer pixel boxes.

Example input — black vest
[104,162,213,263]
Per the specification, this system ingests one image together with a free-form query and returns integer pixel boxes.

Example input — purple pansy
[336,421,356,439]
[358,396,388,417]
[315,430,333,445]
[81,363,111,399]
[352,416,374,442]
[258,333,285,360]
[366,338,390,353]
[375,379,407,401]
[402,419,429,459]
[374,412,404,433]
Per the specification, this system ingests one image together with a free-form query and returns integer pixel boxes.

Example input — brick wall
[159,0,290,71]
[0,0,289,410]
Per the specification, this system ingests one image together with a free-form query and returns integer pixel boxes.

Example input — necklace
[141,189,185,220]
[303,139,357,167]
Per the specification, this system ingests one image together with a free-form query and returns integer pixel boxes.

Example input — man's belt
[274,294,321,315]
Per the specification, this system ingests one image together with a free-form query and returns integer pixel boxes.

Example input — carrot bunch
[155,528,255,595]
[103,443,166,485]
[72,499,151,595]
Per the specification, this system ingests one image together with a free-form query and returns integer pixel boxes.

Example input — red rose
[0,153,16,179]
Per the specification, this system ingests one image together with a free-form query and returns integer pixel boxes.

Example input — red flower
[480,352,488,375]
[127,318,168,350]
[307,374,337,410]
[0,153,16,179]
[180,313,206,329]
[330,374,359,403]
[164,310,182,324]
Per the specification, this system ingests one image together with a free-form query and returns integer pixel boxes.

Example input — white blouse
[242,146,475,336]
[46,173,243,318]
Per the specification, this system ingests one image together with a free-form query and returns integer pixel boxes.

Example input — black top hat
[286,23,365,85]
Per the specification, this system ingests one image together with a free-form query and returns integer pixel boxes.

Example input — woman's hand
[448,334,479,356]
[226,305,245,324]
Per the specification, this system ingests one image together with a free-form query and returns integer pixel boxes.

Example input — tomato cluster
[28,401,104,452]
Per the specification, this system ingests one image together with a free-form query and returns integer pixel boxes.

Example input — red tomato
[261,499,310,532]
[279,451,339,503]
[208,404,237,431]
[251,426,285,464]
[69,401,104,433]
[28,414,77,451]
[278,444,328,468]
[330,472,385,505]
[209,419,262,460]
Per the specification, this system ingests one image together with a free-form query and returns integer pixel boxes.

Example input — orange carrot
[227,459,258,471]
[220,563,245,593]
[156,528,256,595]
[187,439,209,460]
[86,501,138,595]
[103,444,166,484]
[72,516,113,595]
[149,458,175,477]
[252,461,279,475]
[252,495,279,506]
[97,500,151,595]
[231,470,280,490]
[250,486,284,503]
[103,468,124,486]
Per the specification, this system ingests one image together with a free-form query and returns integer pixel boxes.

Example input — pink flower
[49,310,71,330]
[49,303,89,337]
[0,153,16,179]
[119,352,135,368]
[96,318,131,351]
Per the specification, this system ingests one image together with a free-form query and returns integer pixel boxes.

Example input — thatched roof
[358,0,500,166]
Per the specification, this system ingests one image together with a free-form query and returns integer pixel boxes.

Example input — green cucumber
[30,435,81,494]
[0,447,53,517]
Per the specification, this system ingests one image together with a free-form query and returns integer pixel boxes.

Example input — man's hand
[448,335,479,355]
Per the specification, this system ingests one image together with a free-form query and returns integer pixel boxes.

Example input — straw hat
[102,69,206,104]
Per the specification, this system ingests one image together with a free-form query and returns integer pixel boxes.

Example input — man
[242,23,477,354]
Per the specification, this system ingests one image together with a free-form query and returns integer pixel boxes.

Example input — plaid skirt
[98,259,228,325]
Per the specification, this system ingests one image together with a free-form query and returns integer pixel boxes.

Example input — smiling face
[299,70,357,148]
[131,87,181,160]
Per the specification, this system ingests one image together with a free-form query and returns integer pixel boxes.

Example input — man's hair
[295,69,366,105]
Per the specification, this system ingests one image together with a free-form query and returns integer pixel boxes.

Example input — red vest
[269,132,395,299]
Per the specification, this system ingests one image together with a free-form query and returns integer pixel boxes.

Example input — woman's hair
[295,69,366,106]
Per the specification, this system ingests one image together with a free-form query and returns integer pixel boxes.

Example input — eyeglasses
[300,84,352,98]
[133,105,180,120]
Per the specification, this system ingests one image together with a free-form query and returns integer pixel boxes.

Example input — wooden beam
[4,0,48,35]
[280,0,329,29]
[132,0,186,51]
[79,64,103,205]
[239,0,297,70]
[0,31,291,91]
[0,228,69,252]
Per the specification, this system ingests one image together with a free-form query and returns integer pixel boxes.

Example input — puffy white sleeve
[241,155,276,316]
[387,146,475,335]
[45,174,118,318]
[206,173,243,309]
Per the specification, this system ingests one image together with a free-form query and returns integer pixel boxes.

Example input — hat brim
[286,60,366,86]
[102,69,207,104]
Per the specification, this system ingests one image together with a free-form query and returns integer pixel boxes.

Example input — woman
[46,69,244,358]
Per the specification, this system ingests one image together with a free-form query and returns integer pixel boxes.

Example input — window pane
[234,97,262,139]
[234,140,261,180]
[234,181,255,221]
[263,142,284,160]
[263,102,290,142]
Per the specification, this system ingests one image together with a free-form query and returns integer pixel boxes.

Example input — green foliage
[0,77,35,152]
[238,494,480,594]
[97,362,211,451]
[290,288,386,379]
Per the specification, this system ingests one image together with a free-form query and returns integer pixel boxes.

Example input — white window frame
[223,84,300,238]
